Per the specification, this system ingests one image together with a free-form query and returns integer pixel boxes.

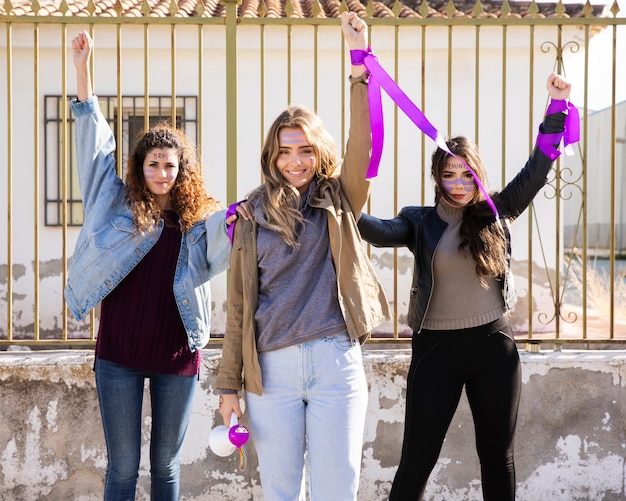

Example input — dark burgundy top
[96,211,200,376]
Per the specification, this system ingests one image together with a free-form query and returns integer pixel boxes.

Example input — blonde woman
[216,12,390,501]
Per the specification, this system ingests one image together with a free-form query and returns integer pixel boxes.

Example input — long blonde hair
[125,122,221,233]
[431,136,508,281]
[248,105,340,247]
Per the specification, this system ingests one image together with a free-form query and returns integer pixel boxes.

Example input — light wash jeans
[245,331,368,501]
[94,358,197,501]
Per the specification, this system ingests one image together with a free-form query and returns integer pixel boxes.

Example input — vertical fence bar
[116,26,124,176]
[500,24,507,188]
[527,24,535,340]
[88,24,97,341]
[554,25,563,340]
[144,26,150,133]
[33,23,40,341]
[420,25,426,206]
[61,25,69,342]
[5,23,13,341]
[224,0,239,206]
[313,26,319,113]
[609,21,617,339]
[474,25,480,145]
[88,23,96,341]
[287,25,292,106]
[393,25,400,341]
[171,24,177,126]
[260,25,266,168]
[581,23,589,340]
[197,24,204,166]
[447,25,452,137]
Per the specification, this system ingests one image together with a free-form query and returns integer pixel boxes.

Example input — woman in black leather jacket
[358,73,573,501]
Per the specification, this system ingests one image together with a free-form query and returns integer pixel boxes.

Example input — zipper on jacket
[417,236,442,333]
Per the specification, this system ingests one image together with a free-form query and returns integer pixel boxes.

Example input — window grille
[44,95,198,227]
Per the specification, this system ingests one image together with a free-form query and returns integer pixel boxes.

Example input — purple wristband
[546,99,568,115]
[537,100,580,160]
[350,48,370,66]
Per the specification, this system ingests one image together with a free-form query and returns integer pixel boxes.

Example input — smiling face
[276,127,317,194]
[142,147,180,209]
[440,157,476,207]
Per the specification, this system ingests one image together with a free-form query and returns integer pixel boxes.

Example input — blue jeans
[94,358,197,501]
[245,331,368,501]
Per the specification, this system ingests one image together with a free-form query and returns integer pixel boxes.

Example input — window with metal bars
[44,95,198,227]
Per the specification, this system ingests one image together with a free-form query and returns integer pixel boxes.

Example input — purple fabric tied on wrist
[225,202,239,244]
[535,99,580,160]
[350,49,368,66]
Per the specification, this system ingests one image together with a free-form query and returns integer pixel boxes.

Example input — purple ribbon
[352,48,579,221]
[535,100,580,160]
[351,48,499,220]
[225,202,239,244]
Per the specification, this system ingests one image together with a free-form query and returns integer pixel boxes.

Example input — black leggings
[389,317,521,501]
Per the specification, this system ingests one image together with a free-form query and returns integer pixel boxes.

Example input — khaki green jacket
[216,77,391,396]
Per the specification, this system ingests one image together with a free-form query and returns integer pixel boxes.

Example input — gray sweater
[421,201,505,330]
[253,184,347,352]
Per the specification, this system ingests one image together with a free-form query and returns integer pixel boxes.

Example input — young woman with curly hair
[65,31,234,500]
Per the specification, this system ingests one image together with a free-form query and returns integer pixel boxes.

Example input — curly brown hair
[431,136,507,282]
[125,122,221,233]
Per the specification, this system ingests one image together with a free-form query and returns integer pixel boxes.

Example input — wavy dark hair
[247,105,340,247]
[125,122,221,233]
[431,136,507,282]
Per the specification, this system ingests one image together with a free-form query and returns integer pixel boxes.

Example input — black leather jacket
[358,111,566,333]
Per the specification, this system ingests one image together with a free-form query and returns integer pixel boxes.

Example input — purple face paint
[279,130,308,145]
[441,178,475,192]
[143,168,177,180]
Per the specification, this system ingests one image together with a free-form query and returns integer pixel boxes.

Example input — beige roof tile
[0,0,612,18]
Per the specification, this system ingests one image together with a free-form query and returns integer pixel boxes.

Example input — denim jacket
[64,97,231,351]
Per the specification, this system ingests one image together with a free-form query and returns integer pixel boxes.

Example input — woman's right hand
[71,30,93,69]
[341,11,368,51]
[341,12,369,79]
[219,393,243,426]
[71,31,94,101]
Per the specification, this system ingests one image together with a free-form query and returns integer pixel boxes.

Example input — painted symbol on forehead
[279,130,308,145]
[447,162,467,170]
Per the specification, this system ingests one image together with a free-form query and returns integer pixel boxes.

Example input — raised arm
[498,73,572,218]
[71,31,93,102]
[69,31,122,221]
[338,12,373,213]
[341,12,368,79]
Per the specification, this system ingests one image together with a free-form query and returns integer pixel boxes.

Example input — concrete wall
[1,348,625,501]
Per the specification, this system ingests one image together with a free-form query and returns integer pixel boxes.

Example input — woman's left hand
[547,72,571,101]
